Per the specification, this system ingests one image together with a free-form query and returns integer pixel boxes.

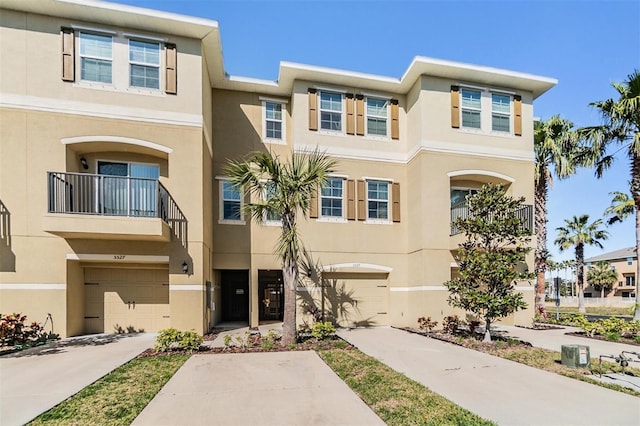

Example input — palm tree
[226,149,336,344]
[579,69,640,319]
[586,261,618,299]
[534,116,579,315]
[604,190,634,225]
[555,214,609,313]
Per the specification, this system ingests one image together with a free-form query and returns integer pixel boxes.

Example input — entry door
[221,270,249,322]
[259,270,284,321]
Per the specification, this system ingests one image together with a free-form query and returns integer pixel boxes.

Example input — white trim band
[170,285,202,291]
[322,263,393,272]
[62,136,173,154]
[0,283,66,290]
[66,254,170,263]
[390,286,447,292]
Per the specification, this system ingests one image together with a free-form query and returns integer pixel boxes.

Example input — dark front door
[259,270,284,322]
[221,270,249,322]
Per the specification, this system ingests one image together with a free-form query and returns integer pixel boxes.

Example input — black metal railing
[450,201,533,236]
[47,172,187,245]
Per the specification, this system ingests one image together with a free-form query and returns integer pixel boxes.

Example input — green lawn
[29,354,189,426]
[545,305,632,317]
[319,349,495,425]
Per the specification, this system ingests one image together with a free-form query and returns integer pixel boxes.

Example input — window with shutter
[308,89,318,131]
[61,27,75,82]
[165,43,177,94]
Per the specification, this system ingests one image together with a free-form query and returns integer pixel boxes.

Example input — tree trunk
[534,172,548,316]
[483,318,492,342]
[576,243,585,314]
[281,257,298,346]
[632,153,640,320]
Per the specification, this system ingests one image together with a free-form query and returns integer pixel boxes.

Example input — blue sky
[114,0,639,262]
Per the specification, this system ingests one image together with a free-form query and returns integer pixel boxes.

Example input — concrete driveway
[338,327,640,426]
[133,351,384,426]
[0,333,155,426]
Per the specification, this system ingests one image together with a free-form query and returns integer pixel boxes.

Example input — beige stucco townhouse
[0,0,556,337]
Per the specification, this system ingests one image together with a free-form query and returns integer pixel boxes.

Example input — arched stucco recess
[447,169,514,184]
[321,263,393,273]
[61,136,172,159]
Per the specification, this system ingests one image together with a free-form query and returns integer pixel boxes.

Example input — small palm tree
[555,215,609,313]
[534,116,579,315]
[226,149,336,345]
[586,261,618,298]
[579,69,640,319]
[604,190,634,225]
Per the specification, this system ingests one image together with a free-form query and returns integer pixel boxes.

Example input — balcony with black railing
[44,172,186,244]
[450,201,534,237]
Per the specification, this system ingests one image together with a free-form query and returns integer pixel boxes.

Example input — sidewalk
[337,327,640,426]
[0,333,155,426]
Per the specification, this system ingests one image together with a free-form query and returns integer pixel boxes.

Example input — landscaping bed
[565,331,640,346]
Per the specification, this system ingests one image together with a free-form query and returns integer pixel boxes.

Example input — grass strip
[544,306,632,317]
[319,349,495,426]
[29,354,189,426]
[480,344,640,397]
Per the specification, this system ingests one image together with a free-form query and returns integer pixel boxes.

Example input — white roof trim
[447,170,515,183]
[61,136,173,154]
[321,263,392,272]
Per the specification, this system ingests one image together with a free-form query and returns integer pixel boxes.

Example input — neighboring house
[585,247,637,298]
[0,0,556,337]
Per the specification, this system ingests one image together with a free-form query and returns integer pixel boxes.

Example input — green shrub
[604,331,621,342]
[261,340,275,350]
[223,334,232,348]
[155,328,202,352]
[600,317,627,334]
[311,321,336,340]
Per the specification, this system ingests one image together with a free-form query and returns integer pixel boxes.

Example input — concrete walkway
[133,351,384,426]
[0,333,155,426]
[338,327,640,426]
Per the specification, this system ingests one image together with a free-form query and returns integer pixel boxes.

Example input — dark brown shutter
[392,182,400,223]
[165,43,177,94]
[309,186,318,218]
[390,99,399,139]
[450,85,460,128]
[346,179,355,220]
[61,27,75,82]
[357,180,366,221]
[308,89,318,131]
[514,95,522,136]
[356,95,365,136]
[346,94,355,135]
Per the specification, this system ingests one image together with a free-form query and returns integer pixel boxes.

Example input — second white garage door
[322,273,388,327]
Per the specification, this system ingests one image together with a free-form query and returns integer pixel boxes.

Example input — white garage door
[84,268,169,334]
[323,274,388,327]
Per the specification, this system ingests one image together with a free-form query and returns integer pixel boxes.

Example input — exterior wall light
[80,157,89,170]
[182,261,189,274]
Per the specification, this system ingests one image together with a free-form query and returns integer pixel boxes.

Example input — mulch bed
[399,326,533,350]
[515,323,564,331]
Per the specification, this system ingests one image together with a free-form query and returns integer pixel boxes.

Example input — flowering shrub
[0,313,57,347]
[417,316,438,332]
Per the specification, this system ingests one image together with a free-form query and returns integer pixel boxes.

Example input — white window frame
[261,98,287,144]
[460,88,482,130]
[79,31,113,85]
[319,91,344,133]
[365,179,391,224]
[625,274,636,287]
[491,92,512,133]
[262,182,282,226]
[365,97,389,138]
[319,177,345,220]
[218,179,245,225]
[128,38,161,90]
[450,187,479,206]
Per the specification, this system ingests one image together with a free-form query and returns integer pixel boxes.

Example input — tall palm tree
[555,214,609,313]
[604,190,634,225]
[586,261,618,299]
[534,116,579,315]
[580,69,640,319]
[226,149,336,344]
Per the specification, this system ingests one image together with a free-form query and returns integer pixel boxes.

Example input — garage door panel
[324,277,388,327]
[84,267,169,334]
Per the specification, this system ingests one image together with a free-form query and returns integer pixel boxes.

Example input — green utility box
[561,344,590,368]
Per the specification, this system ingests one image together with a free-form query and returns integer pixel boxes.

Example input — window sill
[317,217,348,223]
[262,221,282,227]
[364,219,393,225]
[363,135,391,142]
[262,138,287,145]
[317,130,346,137]
[125,87,164,97]
[218,219,246,226]
[457,127,516,139]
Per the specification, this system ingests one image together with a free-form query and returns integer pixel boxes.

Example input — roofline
[585,246,637,262]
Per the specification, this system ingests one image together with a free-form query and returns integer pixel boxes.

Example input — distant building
[585,247,637,298]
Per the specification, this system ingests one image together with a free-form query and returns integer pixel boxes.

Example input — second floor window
[367,181,389,220]
[491,93,511,132]
[366,98,388,136]
[461,89,481,129]
[129,39,161,89]
[80,32,112,84]
[264,101,283,140]
[625,274,636,287]
[320,92,342,131]
[321,178,344,218]
[264,182,282,223]
[221,181,242,221]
